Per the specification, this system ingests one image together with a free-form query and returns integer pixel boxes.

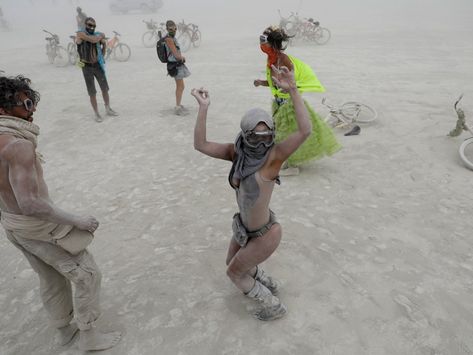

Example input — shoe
[174,106,185,116]
[254,302,287,321]
[246,281,287,321]
[179,105,189,112]
[279,167,299,176]
[105,106,118,116]
[255,267,281,295]
[94,112,103,122]
[344,125,361,136]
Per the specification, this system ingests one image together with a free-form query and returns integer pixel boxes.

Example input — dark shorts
[81,63,109,96]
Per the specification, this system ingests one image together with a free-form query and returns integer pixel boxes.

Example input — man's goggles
[15,98,35,112]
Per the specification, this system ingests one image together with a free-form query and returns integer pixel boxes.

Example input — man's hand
[191,87,210,107]
[271,65,296,93]
[75,216,99,233]
[254,79,264,87]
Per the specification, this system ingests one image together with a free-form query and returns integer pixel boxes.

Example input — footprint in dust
[61,105,77,113]
[391,291,428,325]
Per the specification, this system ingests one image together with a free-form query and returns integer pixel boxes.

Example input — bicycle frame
[107,33,120,49]
[322,98,352,126]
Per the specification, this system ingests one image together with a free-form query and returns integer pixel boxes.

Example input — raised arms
[271,65,312,164]
[192,88,234,161]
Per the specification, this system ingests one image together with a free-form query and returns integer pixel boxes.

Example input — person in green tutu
[254,26,340,175]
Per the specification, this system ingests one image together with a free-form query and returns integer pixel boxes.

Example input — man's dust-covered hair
[166,20,176,28]
[263,26,292,50]
[0,75,40,110]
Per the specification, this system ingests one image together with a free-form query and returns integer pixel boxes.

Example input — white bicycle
[448,94,473,170]
[322,98,377,135]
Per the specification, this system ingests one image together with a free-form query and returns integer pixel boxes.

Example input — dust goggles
[15,98,35,112]
[243,129,275,148]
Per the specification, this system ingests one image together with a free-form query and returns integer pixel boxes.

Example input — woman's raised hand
[271,65,296,92]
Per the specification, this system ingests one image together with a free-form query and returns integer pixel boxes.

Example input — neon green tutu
[272,99,341,167]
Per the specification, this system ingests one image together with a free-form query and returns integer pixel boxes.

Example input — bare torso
[0,135,49,214]
[235,171,275,231]
[231,149,278,231]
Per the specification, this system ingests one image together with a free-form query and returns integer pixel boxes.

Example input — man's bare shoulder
[0,136,35,163]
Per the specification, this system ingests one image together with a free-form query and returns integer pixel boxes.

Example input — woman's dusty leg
[226,225,286,320]
[227,239,278,293]
[226,224,282,293]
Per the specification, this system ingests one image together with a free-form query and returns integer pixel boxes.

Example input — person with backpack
[76,17,118,122]
[162,20,191,116]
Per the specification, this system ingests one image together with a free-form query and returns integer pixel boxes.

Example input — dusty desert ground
[1,0,473,354]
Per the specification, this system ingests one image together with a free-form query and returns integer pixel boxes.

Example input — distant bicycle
[67,35,79,65]
[105,31,131,62]
[448,94,473,170]
[278,9,300,37]
[43,29,69,67]
[322,98,377,135]
[177,20,202,52]
[141,19,166,47]
[278,10,330,46]
[300,18,331,45]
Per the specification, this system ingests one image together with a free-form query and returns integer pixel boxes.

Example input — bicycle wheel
[178,32,192,52]
[46,44,55,64]
[54,46,69,67]
[459,137,473,171]
[314,27,331,45]
[67,43,78,65]
[192,30,202,48]
[142,31,157,48]
[113,43,131,62]
[283,21,298,37]
[341,102,377,123]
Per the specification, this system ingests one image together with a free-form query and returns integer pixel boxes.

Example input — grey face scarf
[228,108,276,188]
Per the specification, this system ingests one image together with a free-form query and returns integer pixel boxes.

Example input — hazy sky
[0,0,472,49]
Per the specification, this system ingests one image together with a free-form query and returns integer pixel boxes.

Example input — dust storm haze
[1,1,473,355]
[1,0,472,46]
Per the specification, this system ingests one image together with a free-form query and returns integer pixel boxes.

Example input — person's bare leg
[90,95,99,114]
[102,90,110,107]
[78,328,122,351]
[89,95,102,122]
[226,224,282,293]
[57,324,79,346]
[225,238,241,266]
[102,90,118,116]
[226,224,286,320]
[226,236,279,294]
[175,79,184,106]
